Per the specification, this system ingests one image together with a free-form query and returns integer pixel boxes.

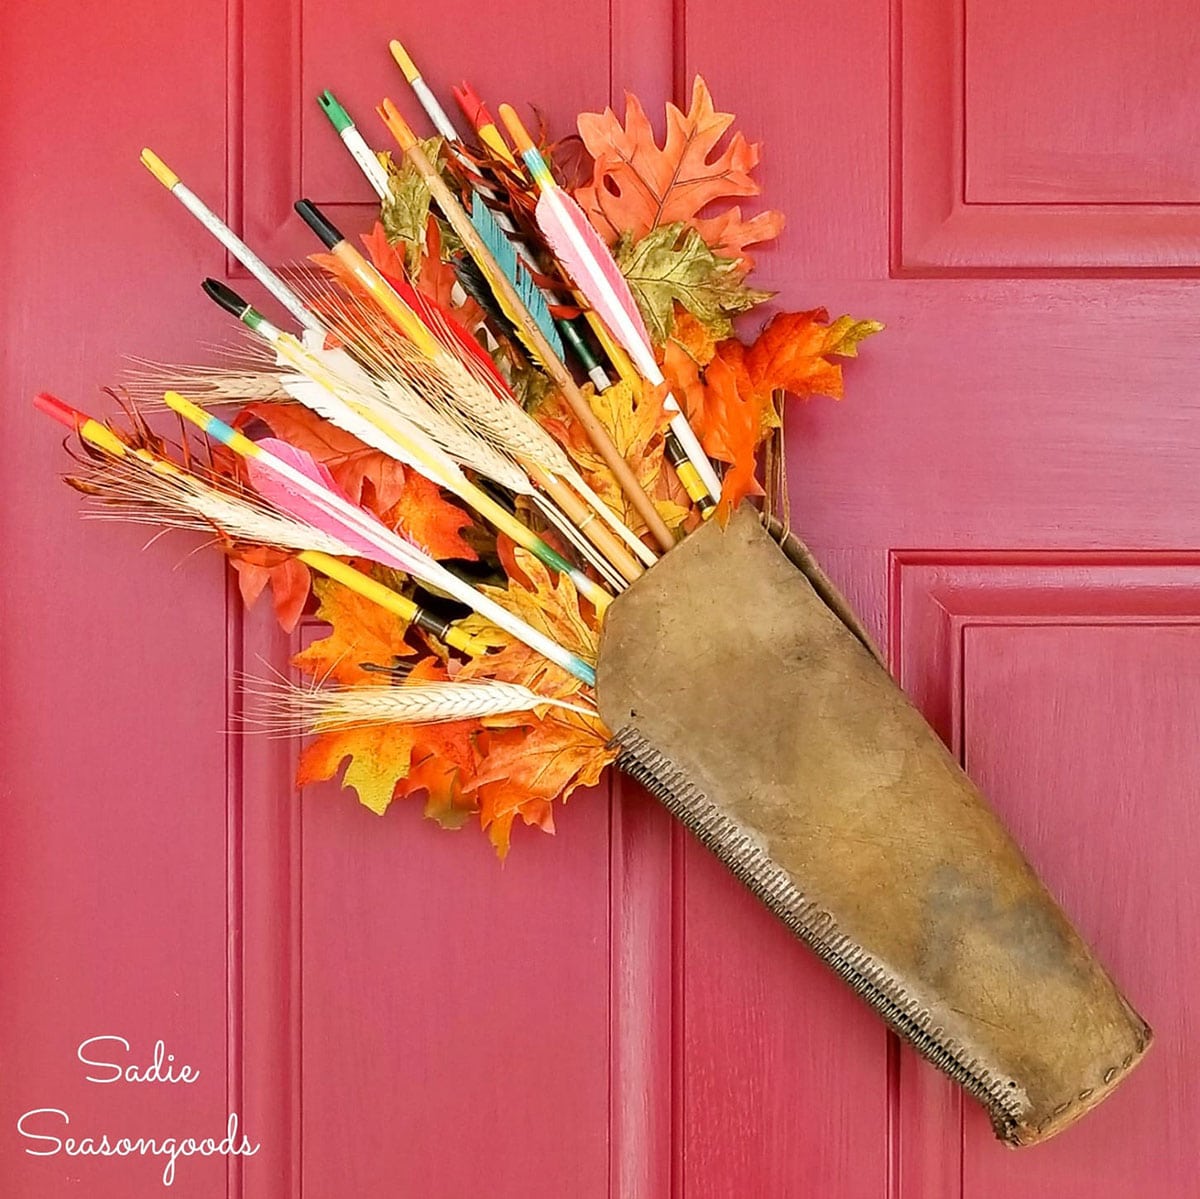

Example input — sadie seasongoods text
[16,1036,260,1187]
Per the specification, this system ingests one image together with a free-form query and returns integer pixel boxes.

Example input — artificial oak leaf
[239,402,407,514]
[296,721,417,816]
[379,470,479,561]
[536,381,689,533]
[667,309,720,368]
[473,778,554,860]
[292,577,419,686]
[479,710,613,797]
[229,550,312,633]
[469,708,616,856]
[744,309,884,402]
[295,657,456,817]
[396,719,482,829]
[615,222,771,344]
[575,76,784,270]
[361,220,410,284]
[380,140,442,271]
[458,545,599,698]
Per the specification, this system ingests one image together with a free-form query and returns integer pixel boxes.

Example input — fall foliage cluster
[233,77,880,855]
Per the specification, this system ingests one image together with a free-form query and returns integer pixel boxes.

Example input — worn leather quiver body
[596,506,1151,1146]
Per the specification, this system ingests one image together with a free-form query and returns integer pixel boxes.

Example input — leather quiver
[596,505,1151,1146]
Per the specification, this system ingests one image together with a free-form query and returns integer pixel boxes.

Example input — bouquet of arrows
[39,42,880,855]
[40,41,1158,1146]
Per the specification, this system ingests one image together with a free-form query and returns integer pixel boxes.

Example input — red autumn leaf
[574,75,784,270]
[362,218,482,324]
[229,552,312,633]
[416,219,475,316]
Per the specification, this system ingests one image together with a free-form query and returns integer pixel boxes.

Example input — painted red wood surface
[1,0,1196,1195]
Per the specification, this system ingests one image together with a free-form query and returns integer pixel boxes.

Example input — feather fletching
[452,254,519,342]
[245,437,420,571]
[469,192,565,366]
[231,433,595,684]
[533,188,653,358]
[73,450,361,559]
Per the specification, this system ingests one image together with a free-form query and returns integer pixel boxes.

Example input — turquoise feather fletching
[468,193,565,363]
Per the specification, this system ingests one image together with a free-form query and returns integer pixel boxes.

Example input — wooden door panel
[296,780,612,1196]
[964,0,1200,204]
[2,2,234,1197]
[901,0,1200,270]
[894,561,1200,1194]
[958,622,1198,1197]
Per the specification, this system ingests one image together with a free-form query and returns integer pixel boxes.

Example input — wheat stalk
[296,273,575,476]
[241,673,596,736]
[73,452,361,558]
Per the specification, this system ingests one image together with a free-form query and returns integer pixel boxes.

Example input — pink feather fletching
[246,437,417,573]
[533,188,651,354]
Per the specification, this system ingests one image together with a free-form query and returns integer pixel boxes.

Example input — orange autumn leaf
[661,311,718,423]
[379,469,478,561]
[458,544,601,699]
[450,545,614,855]
[359,221,409,285]
[475,710,613,802]
[536,380,689,534]
[470,709,615,858]
[293,577,419,686]
[662,307,883,520]
[663,313,765,517]
[473,778,556,861]
[744,309,885,402]
[575,75,784,270]
[239,401,407,514]
[297,721,419,816]
[698,349,765,522]
[394,716,484,829]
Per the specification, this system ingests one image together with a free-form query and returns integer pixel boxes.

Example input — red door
[2,0,1195,1195]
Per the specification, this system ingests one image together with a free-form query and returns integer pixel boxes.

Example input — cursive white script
[17,1109,259,1187]
[76,1035,200,1085]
